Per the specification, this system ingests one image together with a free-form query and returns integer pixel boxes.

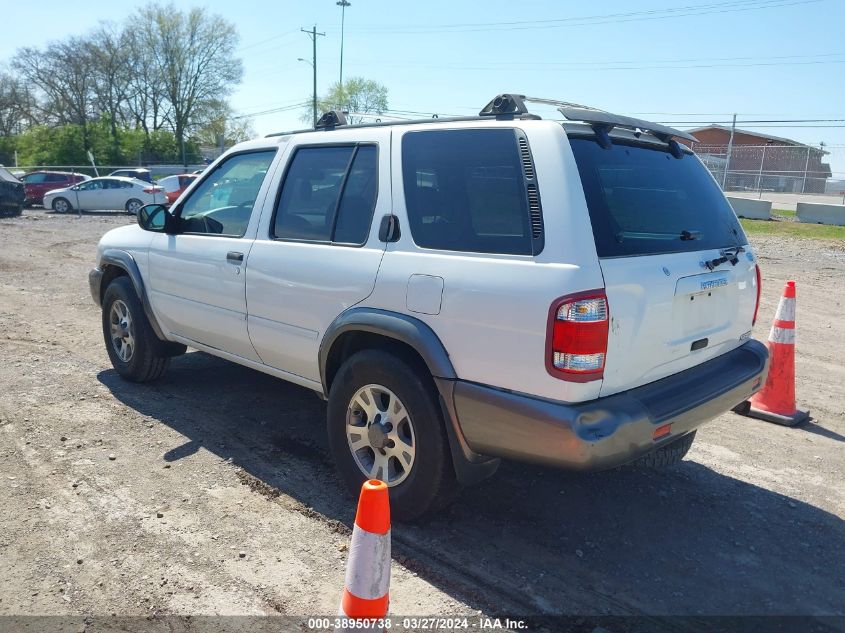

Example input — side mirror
[137,204,173,233]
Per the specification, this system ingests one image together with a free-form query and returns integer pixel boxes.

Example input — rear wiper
[704,246,745,271]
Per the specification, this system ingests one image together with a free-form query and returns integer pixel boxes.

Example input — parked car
[45,176,164,214]
[158,173,199,205]
[88,94,768,520]
[109,168,153,183]
[22,171,90,205]
[0,166,25,217]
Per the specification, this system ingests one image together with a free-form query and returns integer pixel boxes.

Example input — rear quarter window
[401,128,535,255]
[569,136,745,257]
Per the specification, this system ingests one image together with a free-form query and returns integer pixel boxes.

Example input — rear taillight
[144,187,163,194]
[753,264,762,325]
[546,290,609,382]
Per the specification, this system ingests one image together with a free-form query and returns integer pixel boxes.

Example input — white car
[44,176,164,214]
[89,94,769,520]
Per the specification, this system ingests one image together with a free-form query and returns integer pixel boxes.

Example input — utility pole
[337,0,351,87]
[722,113,736,190]
[301,25,325,127]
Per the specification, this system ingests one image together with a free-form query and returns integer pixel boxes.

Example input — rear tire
[327,350,456,522]
[102,277,170,382]
[125,198,143,214]
[630,431,696,468]
[52,197,72,214]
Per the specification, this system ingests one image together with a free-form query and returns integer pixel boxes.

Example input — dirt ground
[0,208,843,627]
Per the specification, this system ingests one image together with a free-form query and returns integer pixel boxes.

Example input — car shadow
[97,351,845,619]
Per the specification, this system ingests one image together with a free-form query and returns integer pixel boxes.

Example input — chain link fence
[690,142,843,200]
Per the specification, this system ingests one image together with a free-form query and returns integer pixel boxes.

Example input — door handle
[226,251,244,263]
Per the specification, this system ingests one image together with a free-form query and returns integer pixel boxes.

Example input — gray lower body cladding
[452,339,769,470]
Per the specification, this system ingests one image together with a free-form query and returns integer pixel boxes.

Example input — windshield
[569,136,745,257]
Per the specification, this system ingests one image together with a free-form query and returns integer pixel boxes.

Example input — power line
[343,56,845,72]
[334,0,820,34]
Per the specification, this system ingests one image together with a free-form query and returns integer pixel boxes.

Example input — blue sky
[3,0,844,176]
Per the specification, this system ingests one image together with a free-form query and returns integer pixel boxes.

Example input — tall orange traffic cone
[336,480,390,632]
[742,280,810,427]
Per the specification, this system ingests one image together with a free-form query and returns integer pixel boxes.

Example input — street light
[337,0,351,87]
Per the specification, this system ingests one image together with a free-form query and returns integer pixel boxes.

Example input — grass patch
[740,218,845,239]
[773,208,796,218]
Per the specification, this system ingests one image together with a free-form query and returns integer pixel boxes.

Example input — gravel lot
[1,208,843,625]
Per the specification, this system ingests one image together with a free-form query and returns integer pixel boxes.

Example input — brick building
[680,125,832,194]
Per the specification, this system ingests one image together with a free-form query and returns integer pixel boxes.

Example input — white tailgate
[599,248,758,396]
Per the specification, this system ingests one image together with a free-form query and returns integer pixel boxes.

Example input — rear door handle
[226,251,244,264]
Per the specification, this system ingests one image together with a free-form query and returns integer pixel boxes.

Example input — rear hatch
[568,134,759,397]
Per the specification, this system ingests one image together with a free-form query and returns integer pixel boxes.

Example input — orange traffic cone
[336,480,391,632]
[741,280,810,427]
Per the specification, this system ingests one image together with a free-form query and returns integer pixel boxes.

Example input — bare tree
[90,26,133,158]
[13,38,98,148]
[0,71,36,136]
[122,27,171,145]
[134,3,243,163]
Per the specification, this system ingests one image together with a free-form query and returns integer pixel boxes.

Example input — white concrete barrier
[796,202,845,226]
[726,196,771,220]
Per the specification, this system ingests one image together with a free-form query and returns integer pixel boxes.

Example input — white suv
[89,95,769,520]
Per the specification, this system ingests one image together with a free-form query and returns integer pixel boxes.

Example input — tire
[327,350,456,522]
[52,197,72,214]
[101,276,170,382]
[125,198,143,215]
[630,431,696,468]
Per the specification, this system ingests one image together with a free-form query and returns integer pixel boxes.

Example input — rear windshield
[569,136,745,257]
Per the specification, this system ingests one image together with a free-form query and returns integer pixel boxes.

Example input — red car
[23,171,90,205]
[159,173,199,205]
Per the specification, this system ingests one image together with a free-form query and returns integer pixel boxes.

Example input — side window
[401,129,533,255]
[334,146,378,244]
[79,180,102,191]
[25,173,47,183]
[273,144,378,245]
[47,174,67,183]
[178,150,277,237]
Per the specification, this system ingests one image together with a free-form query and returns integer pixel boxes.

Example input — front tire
[101,277,170,382]
[52,197,72,214]
[327,350,456,521]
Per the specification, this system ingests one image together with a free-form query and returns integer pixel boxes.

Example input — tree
[0,71,35,137]
[89,26,133,162]
[306,77,388,125]
[12,38,98,149]
[134,3,243,163]
[192,101,255,151]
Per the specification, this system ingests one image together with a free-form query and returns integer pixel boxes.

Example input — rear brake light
[143,187,162,194]
[546,290,609,382]
[753,264,762,325]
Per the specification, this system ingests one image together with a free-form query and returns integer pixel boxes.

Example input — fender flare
[99,249,167,342]
[319,307,499,485]
[319,307,456,393]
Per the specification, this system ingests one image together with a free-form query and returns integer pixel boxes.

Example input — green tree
[305,77,389,125]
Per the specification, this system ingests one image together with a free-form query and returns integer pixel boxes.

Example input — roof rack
[523,96,698,143]
[265,94,696,144]
[315,110,347,130]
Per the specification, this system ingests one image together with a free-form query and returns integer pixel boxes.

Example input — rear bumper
[453,339,769,470]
